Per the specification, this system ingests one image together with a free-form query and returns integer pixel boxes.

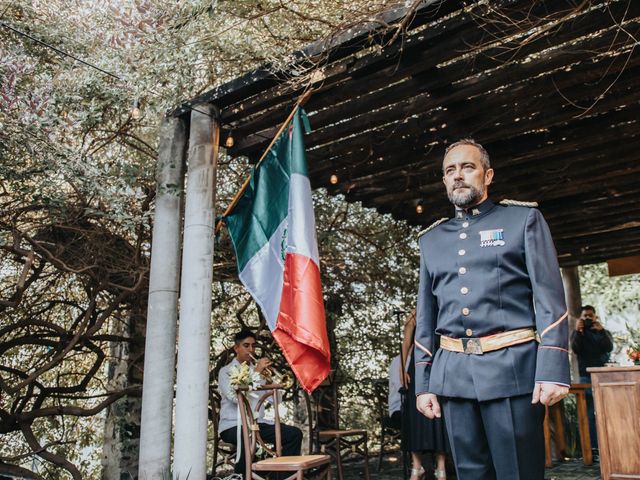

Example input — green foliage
[2,0,413,478]
[579,263,640,360]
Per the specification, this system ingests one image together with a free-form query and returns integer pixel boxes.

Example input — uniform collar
[454,198,495,219]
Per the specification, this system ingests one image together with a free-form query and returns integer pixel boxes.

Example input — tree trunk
[102,301,145,480]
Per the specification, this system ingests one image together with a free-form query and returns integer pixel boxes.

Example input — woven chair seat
[319,429,367,437]
[254,454,331,471]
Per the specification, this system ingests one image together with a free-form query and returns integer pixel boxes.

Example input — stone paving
[342,453,601,480]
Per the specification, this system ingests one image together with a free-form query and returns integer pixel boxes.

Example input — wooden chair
[543,383,592,467]
[237,384,332,480]
[209,389,237,476]
[372,379,403,472]
[306,380,371,480]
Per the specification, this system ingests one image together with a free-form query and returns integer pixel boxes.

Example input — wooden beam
[607,256,640,276]
[231,4,640,157]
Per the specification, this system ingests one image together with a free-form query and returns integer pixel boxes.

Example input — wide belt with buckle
[440,328,537,355]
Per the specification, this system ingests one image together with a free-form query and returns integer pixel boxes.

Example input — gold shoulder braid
[418,217,449,238]
[499,199,539,208]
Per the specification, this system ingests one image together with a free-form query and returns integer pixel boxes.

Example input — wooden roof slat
[311,83,640,193]
[230,1,639,157]
[171,0,458,117]
[294,41,639,175]
[353,128,640,212]
[178,0,640,266]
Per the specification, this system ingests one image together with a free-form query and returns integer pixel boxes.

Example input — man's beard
[447,182,484,208]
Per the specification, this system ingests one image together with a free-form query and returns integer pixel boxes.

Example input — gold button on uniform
[462,222,469,228]
[458,249,466,256]
[462,307,470,316]
[459,267,467,275]
[460,233,467,239]
[461,287,469,295]
[465,328,473,336]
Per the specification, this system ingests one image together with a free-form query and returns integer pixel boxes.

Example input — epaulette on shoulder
[499,199,539,208]
[418,217,449,238]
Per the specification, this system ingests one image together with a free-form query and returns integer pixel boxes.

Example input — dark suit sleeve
[414,240,438,395]
[524,208,571,386]
[587,329,614,353]
[570,330,584,354]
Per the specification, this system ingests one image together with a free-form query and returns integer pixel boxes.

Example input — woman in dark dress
[401,310,449,480]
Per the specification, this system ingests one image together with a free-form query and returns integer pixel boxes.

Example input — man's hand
[255,357,273,374]
[417,393,441,419]
[532,383,568,406]
[576,318,585,333]
[591,317,604,331]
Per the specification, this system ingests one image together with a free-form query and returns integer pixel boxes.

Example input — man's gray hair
[444,138,491,170]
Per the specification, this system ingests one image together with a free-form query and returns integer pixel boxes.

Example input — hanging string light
[224,131,235,148]
[330,173,339,185]
[416,201,424,214]
[131,99,141,120]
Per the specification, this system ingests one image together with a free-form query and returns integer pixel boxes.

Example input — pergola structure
[139,1,640,479]
[174,0,640,266]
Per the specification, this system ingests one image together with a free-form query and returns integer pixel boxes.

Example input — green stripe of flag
[225,109,309,272]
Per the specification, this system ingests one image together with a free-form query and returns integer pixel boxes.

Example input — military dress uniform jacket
[414,199,570,401]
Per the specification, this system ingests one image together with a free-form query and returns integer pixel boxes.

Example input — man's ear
[484,168,494,186]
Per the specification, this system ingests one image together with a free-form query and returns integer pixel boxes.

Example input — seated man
[218,329,303,474]
[387,353,403,429]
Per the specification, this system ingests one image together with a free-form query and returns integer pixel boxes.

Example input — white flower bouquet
[228,362,262,397]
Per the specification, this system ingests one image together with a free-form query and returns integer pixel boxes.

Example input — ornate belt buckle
[462,338,483,355]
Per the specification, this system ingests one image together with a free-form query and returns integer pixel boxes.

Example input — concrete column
[138,116,187,480]
[173,104,220,479]
[561,266,582,382]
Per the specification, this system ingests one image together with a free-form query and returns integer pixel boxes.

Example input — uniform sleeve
[524,208,571,386]
[414,241,438,395]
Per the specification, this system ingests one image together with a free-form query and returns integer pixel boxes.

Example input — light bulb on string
[225,133,235,148]
[416,201,424,214]
[131,99,141,120]
[330,173,339,185]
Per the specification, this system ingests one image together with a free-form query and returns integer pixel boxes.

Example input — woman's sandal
[434,468,447,479]
[410,466,425,480]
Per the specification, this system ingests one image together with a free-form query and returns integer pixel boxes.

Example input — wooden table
[543,383,592,467]
[588,366,640,479]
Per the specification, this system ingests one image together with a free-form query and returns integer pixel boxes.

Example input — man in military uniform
[414,139,570,479]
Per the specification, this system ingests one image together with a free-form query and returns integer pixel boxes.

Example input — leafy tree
[580,264,640,361]
[1,1,418,477]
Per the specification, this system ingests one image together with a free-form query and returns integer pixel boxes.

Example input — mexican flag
[224,108,331,393]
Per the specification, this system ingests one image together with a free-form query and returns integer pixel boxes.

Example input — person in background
[218,330,302,475]
[570,304,614,457]
[402,311,448,480]
[388,353,403,429]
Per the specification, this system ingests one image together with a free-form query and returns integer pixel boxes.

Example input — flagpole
[215,90,313,235]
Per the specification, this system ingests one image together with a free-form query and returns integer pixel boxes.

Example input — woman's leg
[435,452,447,478]
[410,452,424,480]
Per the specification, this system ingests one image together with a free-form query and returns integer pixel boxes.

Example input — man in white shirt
[218,330,303,475]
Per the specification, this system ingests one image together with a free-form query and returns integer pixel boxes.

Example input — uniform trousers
[220,423,303,474]
[442,393,545,480]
